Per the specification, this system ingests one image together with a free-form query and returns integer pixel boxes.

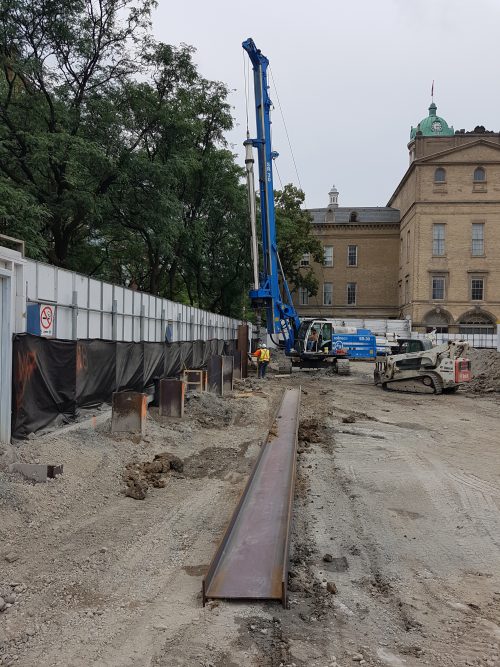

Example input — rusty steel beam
[232,351,242,380]
[237,324,249,378]
[202,387,300,608]
[207,356,223,396]
[159,379,185,418]
[111,391,147,435]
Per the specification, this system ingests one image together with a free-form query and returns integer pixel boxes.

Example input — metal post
[71,290,78,340]
[159,379,185,418]
[112,299,118,341]
[190,314,195,341]
[140,304,145,342]
[0,271,13,443]
[161,307,166,343]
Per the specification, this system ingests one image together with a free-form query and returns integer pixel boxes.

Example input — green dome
[410,102,454,139]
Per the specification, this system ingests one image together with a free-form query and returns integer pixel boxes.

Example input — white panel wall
[23,258,246,342]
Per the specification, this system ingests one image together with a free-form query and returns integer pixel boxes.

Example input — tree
[274,184,323,296]
[0,0,155,266]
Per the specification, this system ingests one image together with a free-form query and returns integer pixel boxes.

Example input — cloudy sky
[152,0,500,209]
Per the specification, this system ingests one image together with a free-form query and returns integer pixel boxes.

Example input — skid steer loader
[374,341,472,394]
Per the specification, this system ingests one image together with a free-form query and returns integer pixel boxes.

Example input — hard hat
[261,343,267,348]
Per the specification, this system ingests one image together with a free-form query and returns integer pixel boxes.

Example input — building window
[472,223,484,256]
[323,282,333,306]
[434,167,446,182]
[349,211,358,222]
[300,253,310,267]
[458,312,495,335]
[323,246,333,267]
[432,223,445,256]
[405,277,409,304]
[347,282,356,305]
[298,287,309,306]
[347,245,357,266]
[431,276,445,300]
[473,167,486,182]
[471,278,484,301]
[406,230,411,261]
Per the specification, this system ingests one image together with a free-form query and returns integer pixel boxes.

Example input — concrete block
[111,391,147,435]
[159,379,185,418]
[9,463,63,483]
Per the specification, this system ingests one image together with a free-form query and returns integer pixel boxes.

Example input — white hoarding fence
[24,259,246,342]
[411,331,498,349]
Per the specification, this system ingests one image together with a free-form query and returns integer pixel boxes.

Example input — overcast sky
[152,0,500,209]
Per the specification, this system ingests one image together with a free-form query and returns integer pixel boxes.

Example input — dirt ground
[1,362,499,667]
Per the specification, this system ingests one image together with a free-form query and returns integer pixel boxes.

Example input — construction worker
[307,327,319,351]
[252,342,271,378]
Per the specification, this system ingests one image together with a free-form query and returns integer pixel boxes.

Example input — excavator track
[382,372,443,395]
[336,359,351,376]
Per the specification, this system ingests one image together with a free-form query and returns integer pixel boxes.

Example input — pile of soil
[123,452,183,499]
[184,391,234,427]
[298,418,322,443]
[467,348,500,393]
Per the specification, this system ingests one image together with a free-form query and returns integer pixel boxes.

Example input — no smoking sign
[39,304,55,336]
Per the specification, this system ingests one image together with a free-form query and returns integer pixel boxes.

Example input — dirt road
[1,364,499,667]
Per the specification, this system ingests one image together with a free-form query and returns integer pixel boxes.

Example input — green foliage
[275,184,323,296]
[0,1,254,316]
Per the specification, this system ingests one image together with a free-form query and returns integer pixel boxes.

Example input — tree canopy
[0,1,318,318]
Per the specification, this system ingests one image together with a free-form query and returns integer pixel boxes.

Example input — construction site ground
[1,360,499,667]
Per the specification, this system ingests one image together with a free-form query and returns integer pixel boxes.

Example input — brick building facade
[294,102,500,334]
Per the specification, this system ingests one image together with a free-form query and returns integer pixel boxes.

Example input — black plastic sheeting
[12,334,235,440]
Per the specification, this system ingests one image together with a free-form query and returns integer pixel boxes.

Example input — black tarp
[76,340,116,407]
[12,335,77,439]
[11,334,238,440]
[143,343,165,388]
[116,342,144,392]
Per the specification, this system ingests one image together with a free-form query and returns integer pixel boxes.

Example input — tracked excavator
[374,341,472,394]
[242,38,375,374]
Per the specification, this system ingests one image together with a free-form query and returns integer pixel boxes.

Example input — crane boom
[242,38,300,352]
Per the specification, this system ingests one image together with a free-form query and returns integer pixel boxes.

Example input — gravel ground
[0,362,499,667]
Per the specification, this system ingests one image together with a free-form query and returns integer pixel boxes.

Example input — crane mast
[242,38,300,352]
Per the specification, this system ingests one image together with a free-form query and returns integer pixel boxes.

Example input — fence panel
[23,258,247,343]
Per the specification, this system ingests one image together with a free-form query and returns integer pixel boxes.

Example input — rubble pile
[467,348,500,393]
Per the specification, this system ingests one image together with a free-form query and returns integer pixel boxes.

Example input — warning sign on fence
[39,304,55,337]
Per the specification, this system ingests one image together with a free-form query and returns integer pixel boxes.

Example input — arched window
[349,211,358,222]
[458,310,495,335]
[434,167,446,182]
[474,167,486,181]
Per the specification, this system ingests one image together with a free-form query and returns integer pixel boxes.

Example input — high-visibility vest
[259,348,270,362]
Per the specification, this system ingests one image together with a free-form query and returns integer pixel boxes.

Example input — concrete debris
[8,463,63,483]
[4,553,19,563]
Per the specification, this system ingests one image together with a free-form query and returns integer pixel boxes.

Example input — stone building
[389,102,500,334]
[295,101,500,334]
[296,186,400,319]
